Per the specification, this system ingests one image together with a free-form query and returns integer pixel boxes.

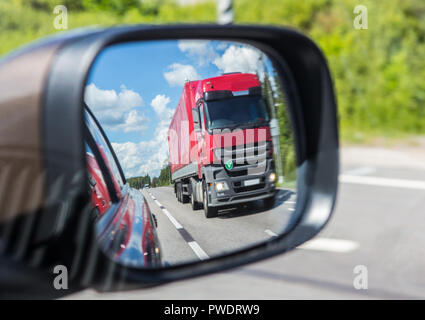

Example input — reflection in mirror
[84,40,297,268]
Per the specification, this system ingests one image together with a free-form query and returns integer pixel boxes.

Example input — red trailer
[168,73,276,218]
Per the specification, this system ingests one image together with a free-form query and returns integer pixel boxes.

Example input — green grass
[340,127,424,147]
[277,179,296,191]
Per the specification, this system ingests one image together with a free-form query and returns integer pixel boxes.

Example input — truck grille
[233,177,266,193]
[216,142,270,171]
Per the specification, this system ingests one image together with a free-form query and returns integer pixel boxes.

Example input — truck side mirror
[192,108,201,131]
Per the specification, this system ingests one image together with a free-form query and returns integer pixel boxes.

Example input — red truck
[168,72,277,218]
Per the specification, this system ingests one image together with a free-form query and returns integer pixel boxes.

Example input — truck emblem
[225,160,234,170]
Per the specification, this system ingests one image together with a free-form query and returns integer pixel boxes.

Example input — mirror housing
[0,24,339,295]
[192,107,201,132]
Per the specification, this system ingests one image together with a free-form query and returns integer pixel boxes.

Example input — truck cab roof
[186,73,261,108]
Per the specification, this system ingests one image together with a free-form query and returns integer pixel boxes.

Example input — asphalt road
[142,186,296,265]
[67,145,425,299]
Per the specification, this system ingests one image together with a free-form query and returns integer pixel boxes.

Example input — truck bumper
[203,159,277,207]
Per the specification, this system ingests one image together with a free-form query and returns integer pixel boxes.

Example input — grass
[340,128,425,148]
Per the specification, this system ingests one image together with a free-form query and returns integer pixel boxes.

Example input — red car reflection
[85,108,162,267]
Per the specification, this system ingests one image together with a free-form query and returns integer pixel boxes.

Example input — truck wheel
[182,193,189,204]
[263,195,275,210]
[203,182,218,218]
[177,183,189,204]
[177,183,182,203]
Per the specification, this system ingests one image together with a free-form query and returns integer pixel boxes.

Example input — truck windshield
[204,95,270,130]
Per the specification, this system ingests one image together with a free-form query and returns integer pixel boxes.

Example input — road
[67,145,425,299]
[142,186,296,265]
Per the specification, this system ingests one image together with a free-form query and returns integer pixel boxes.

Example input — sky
[85,39,275,178]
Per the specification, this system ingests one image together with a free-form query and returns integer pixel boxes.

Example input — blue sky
[85,40,273,178]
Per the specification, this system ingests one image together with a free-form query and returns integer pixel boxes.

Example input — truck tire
[177,182,189,204]
[263,195,275,209]
[203,182,218,218]
[182,193,189,204]
[177,183,182,203]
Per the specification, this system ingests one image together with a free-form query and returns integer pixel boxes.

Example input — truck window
[204,95,269,130]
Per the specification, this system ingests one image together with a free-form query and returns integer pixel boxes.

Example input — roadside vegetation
[2,0,424,185]
[127,165,171,188]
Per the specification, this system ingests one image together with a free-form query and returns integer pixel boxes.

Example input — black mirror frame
[39,24,339,291]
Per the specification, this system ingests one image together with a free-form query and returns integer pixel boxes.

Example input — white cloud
[215,42,229,51]
[85,83,143,111]
[163,63,200,87]
[150,94,170,115]
[117,110,148,133]
[111,93,176,178]
[84,83,146,133]
[151,94,175,124]
[177,40,217,66]
[213,45,262,74]
[117,85,144,110]
[112,121,170,178]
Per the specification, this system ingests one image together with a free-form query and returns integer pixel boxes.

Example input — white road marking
[145,191,209,261]
[147,192,182,229]
[188,241,210,260]
[297,237,359,253]
[339,175,425,190]
[343,166,376,176]
[285,201,296,204]
[288,208,295,211]
[161,208,183,230]
[265,229,278,237]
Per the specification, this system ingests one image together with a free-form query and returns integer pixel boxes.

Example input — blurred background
[1,0,425,299]
[1,0,424,143]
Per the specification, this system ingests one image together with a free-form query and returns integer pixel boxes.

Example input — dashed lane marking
[343,166,376,176]
[297,237,359,253]
[145,191,210,261]
[340,175,425,190]
[264,229,278,237]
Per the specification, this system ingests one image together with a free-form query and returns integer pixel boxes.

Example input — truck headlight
[215,181,229,192]
[268,172,276,182]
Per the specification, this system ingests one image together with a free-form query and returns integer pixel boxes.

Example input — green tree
[157,163,171,186]
[2,0,424,140]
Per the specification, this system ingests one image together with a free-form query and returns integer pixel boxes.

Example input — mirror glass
[84,40,297,268]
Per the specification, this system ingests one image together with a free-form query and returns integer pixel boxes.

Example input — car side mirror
[0,24,339,297]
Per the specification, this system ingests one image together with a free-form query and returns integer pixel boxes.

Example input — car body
[85,107,162,268]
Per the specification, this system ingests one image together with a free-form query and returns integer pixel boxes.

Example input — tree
[127,174,151,189]
[158,163,171,186]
